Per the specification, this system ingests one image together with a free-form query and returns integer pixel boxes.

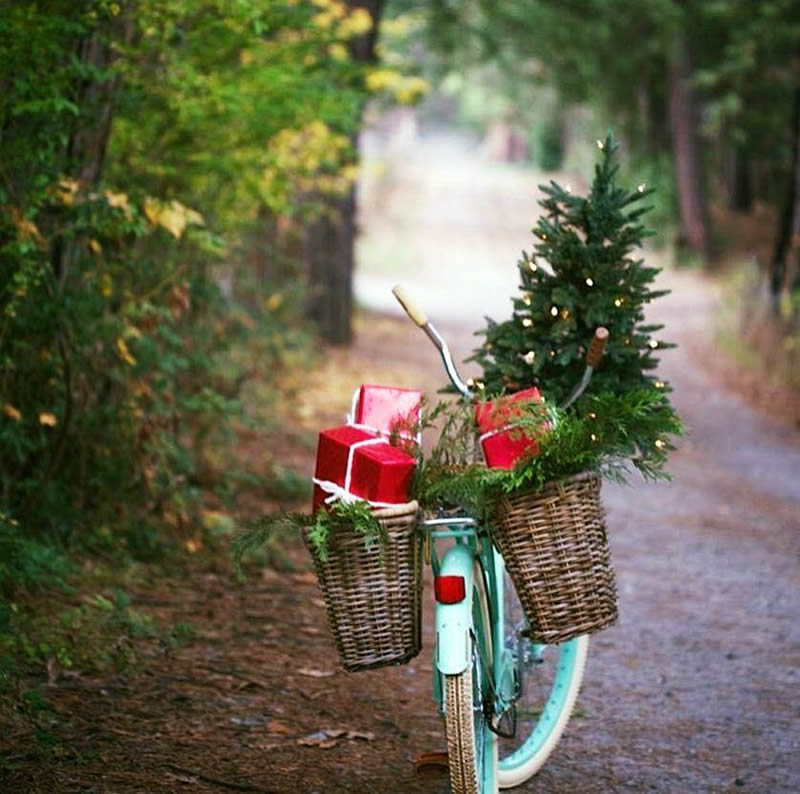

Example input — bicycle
[391,285,608,793]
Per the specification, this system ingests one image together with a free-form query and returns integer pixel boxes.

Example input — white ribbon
[313,436,398,508]
[479,423,518,444]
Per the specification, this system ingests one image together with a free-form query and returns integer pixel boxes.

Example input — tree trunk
[305,0,385,344]
[668,37,711,261]
[770,83,800,307]
[68,35,120,184]
[306,190,355,345]
[53,17,131,288]
[726,142,752,213]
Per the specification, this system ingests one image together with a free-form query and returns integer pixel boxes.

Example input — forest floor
[2,129,800,793]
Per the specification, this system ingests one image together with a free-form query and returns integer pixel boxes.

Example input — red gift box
[351,384,421,444]
[474,387,545,470]
[312,425,416,513]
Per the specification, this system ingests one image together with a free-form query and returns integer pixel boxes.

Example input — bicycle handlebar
[586,327,609,368]
[392,284,609,406]
[392,285,428,327]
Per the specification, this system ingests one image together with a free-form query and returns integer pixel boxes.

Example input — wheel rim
[497,574,586,779]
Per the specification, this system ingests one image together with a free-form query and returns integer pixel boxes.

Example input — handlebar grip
[586,327,609,368]
[392,284,428,327]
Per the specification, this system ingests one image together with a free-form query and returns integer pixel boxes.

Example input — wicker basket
[492,472,618,645]
[303,500,422,672]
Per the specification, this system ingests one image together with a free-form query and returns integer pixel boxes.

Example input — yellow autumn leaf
[104,190,130,211]
[57,178,80,206]
[39,412,58,427]
[265,293,284,311]
[89,238,102,254]
[3,403,22,422]
[184,207,204,227]
[328,42,349,60]
[101,273,113,297]
[143,198,205,239]
[185,539,202,553]
[339,7,373,37]
[115,337,137,366]
[365,68,402,92]
[395,76,431,105]
[9,208,44,246]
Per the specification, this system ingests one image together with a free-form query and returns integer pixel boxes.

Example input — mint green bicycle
[393,286,606,793]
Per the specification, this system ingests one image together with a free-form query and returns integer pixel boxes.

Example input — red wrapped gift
[474,387,545,470]
[312,425,416,513]
[350,384,422,444]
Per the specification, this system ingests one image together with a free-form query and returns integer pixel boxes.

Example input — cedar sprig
[232,500,386,568]
[410,387,683,518]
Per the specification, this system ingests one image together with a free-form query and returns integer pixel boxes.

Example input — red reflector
[434,575,466,604]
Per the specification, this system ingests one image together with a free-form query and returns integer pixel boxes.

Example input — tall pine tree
[470,135,673,406]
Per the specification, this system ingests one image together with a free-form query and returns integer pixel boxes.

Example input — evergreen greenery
[415,137,684,514]
[233,499,386,568]
[470,134,671,404]
[413,390,682,522]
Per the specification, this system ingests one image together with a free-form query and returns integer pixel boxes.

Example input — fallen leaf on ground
[347,730,375,741]
[297,730,340,748]
[297,667,334,678]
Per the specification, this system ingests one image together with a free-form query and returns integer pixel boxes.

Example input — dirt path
[4,129,799,793]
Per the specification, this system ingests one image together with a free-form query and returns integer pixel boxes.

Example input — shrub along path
[3,133,799,793]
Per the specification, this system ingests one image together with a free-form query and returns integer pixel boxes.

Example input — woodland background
[1,0,799,740]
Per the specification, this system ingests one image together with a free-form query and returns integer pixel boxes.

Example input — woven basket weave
[493,472,618,645]
[303,500,422,672]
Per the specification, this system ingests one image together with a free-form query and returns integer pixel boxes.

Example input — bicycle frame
[392,284,603,792]
[424,516,516,724]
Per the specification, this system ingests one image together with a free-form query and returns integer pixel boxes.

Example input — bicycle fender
[434,543,475,675]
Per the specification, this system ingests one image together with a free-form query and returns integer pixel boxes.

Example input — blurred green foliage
[0,0,413,684]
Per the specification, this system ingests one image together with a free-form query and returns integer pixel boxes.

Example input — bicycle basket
[492,472,618,644]
[302,500,423,672]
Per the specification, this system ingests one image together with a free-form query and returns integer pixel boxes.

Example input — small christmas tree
[470,134,673,406]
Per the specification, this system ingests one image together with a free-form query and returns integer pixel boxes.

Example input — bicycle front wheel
[497,572,588,788]
[444,558,497,794]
